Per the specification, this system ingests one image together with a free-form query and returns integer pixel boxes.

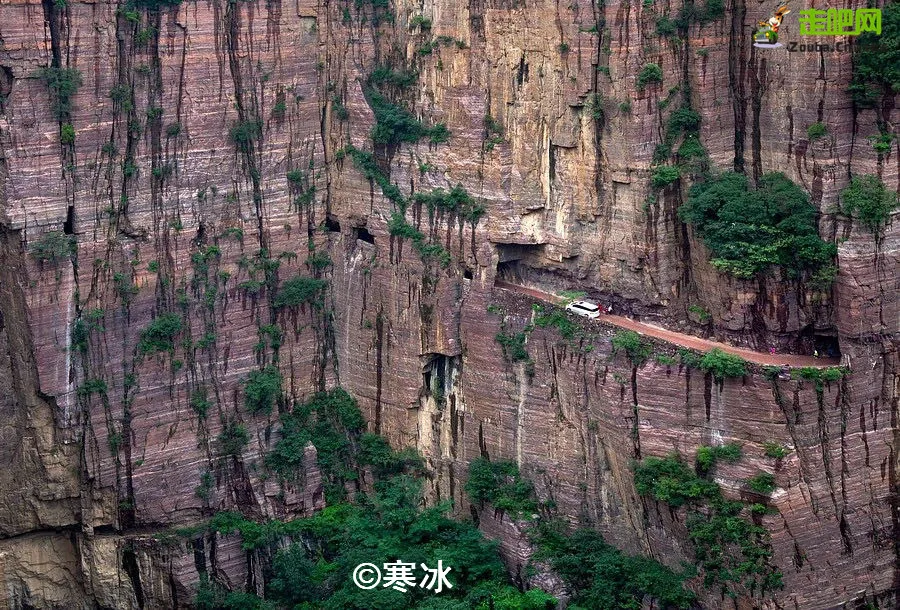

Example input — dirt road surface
[494,281,841,368]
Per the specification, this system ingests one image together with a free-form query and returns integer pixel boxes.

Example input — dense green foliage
[695,443,742,472]
[611,330,652,366]
[746,473,776,495]
[138,313,183,354]
[636,63,663,90]
[806,122,828,141]
[60,123,76,144]
[388,212,451,267]
[495,330,530,362]
[365,88,449,146]
[369,65,419,89]
[699,349,747,381]
[533,520,696,609]
[651,165,681,189]
[840,174,897,234]
[792,366,845,390]
[412,184,485,223]
[655,0,725,37]
[229,118,263,153]
[534,307,579,340]
[341,146,406,208]
[216,419,249,457]
[678,172,836,279]
[633,454,781,596]
[29,231,75,264]
[243,366,283,414]
[847,2,899,106]
[465,458,540,517]
[38,67,82,119]
[273,276,327,308]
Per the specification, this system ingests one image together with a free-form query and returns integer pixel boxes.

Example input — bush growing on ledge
[412,184,485,223]
[466,457,540,517]
[29,231,75,264]
[216,419,249,457]
[243,365,283,414]
[806,122,828,141]
[38,66,83,119]
[699,348,747,380]
[138,313,183,354]
[746,472,777,494]
[847,2,899,106]
[840,174,898,234]
[365,87,450,146]
[228,118,263,153]
[678,171,836,279]
[636,63,663,90]
[611,330,652,366]
[763,441,789,459]
[273,276,327,309]
[650,165,680,189]
[695,442,742,472]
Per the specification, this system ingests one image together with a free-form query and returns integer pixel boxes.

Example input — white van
[565,300,601,319]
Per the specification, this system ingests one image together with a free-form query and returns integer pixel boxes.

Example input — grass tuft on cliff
[273,276,327,309]
[840,174,898,234]
[243,365,283,414]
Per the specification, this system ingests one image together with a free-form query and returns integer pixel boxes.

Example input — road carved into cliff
[494,281,841,368]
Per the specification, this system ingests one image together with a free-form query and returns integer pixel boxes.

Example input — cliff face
[0,0,897,607]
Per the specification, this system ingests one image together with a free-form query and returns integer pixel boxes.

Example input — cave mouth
[494,243,546,284]
[355,226,375,245]
[799,325,841,359]
[324,215,341,233]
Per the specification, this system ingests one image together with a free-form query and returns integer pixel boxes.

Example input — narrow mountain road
[494,280,841,368]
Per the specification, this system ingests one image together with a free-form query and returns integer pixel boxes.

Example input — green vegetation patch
[533,520,696,609]
[699,348,747,381]
[243,365,283,414]
[847,2,899,106]
[695,442,742,472]
[273,276,327,309]
[633,453,782,595]
[678,172,836,280]
[412,184,485,223]
[466,457,540,517]
[138,312,183,354]
[534,307,579,340]
[29,231,75,264]
[840,174,898,234]
[611,330,652,366]
[38,67,82,119]
[364,87,449,146]
[636,63,663,90]
[217,419,249,457]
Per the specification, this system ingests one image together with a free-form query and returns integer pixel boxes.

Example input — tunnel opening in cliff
[800,325,841,359]
[494,243,547,284]
[354,226,375,245]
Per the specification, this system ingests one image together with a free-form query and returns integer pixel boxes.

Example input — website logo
[753,3,882,50]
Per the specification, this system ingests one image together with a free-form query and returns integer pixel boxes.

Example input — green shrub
[697,442,742,471]
[217,419,249,457]
[166,122,182,137]
[619,99,632,113]
[840,174,898,233]
[369,65,419,89]
[558,42,570,53]
[762,441,789,459]
[535,308,579,340]
[746,472,776,494]
[365,88,448,146]
[656,16,677,36]
[677,348,702,367]
[687,304,711,322]
[60,123,76,144]
[29,231,75,263]
[806,122,828,140]
[38,67,83,119]
[847,3,899,106]
[611,330,652,366]
[533,521,695,609]
[229,118,263,153]
[409,14,432,29]
[412,184,484,223]
[138,313,183,354]
[699,348,747,380]
[195,470,214,501]
[633,455,718,506]
[330,94,349,121]
[636,63,663,90]
[77,378,108,397]
[650,165,680,189]
[273,276,326,308]
[466,457,539,517]
[190,387,211,420]
[243,365,283,414]
[495,331,530,362]
[654,353,677,365]
[679,172,836,279]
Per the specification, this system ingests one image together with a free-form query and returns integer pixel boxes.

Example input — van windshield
[576,303,598,311]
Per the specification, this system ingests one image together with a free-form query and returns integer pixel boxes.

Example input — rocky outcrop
[0,0,896,607]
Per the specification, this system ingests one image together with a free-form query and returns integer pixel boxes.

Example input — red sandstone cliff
[0,0,896,607]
